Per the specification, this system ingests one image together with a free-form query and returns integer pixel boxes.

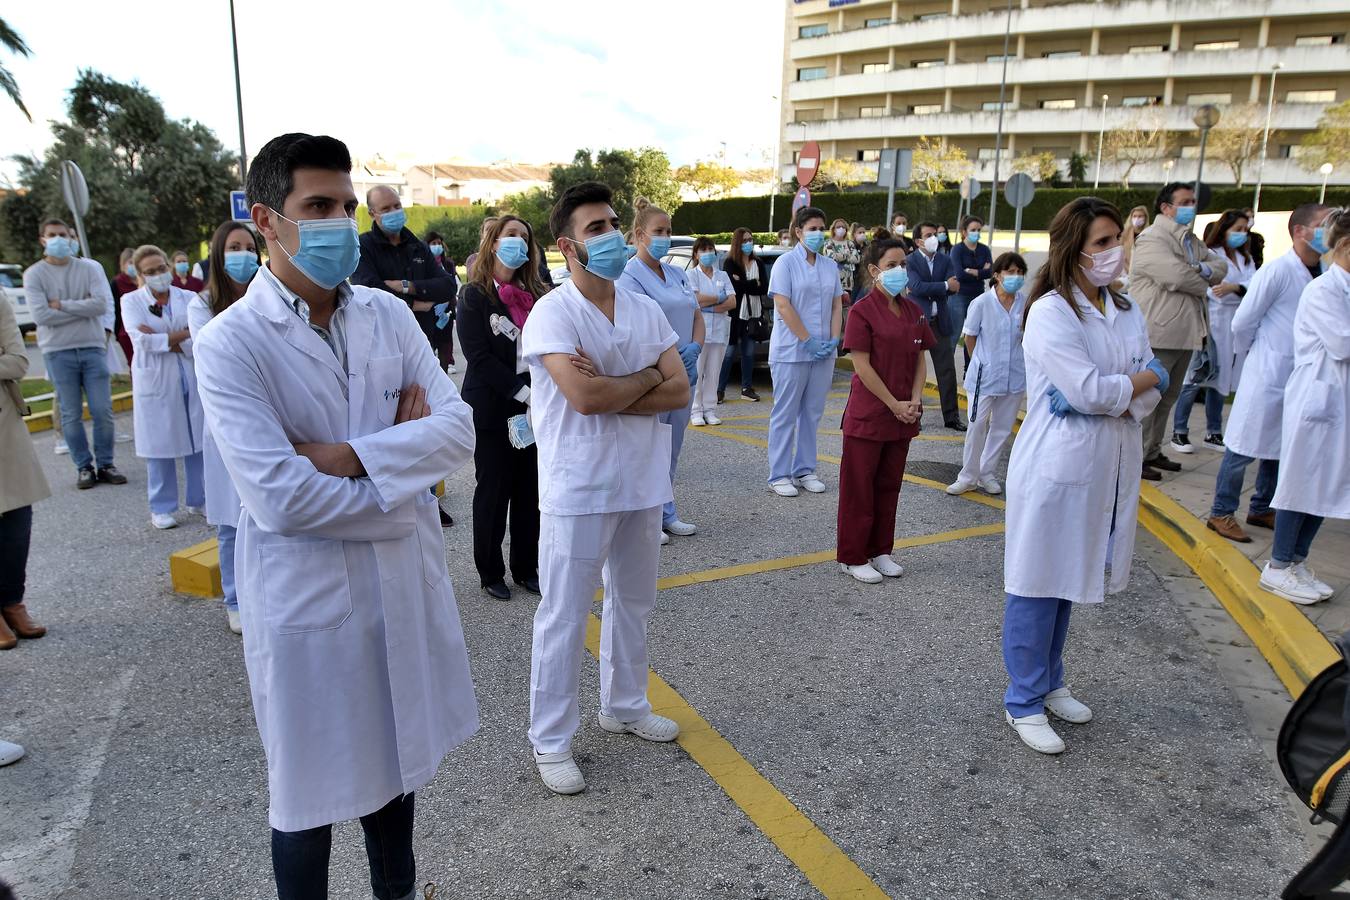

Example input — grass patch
[21,375,130,414]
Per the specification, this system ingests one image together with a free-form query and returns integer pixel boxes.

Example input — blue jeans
[218,524,238,611]
[718,329,756,394]
[1209,450,1279,519]
[1272,510,1325,564]
[1172,383,1224,435]
[1002,593,1073,718]
[272,793,416,900]
[146,453,205,515]
[767,359,834,483]
[46,345,114,470]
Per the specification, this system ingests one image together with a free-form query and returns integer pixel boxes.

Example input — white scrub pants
[529,506,662,754]
[658,401,692,527]
[957,392,1023,484]
[691,341,728,419]
[767,359,835,483]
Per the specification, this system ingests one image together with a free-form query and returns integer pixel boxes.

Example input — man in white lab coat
[521,181,690,795]
[193,133,478,900]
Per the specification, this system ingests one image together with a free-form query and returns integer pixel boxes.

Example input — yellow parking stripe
[709,422,965,443]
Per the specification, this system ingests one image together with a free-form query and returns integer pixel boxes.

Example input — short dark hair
[992,251,1027,274]
[691,236,717,257]
[1154,181,1194,216]
[960,215,985,231]
[38,217,68,235]
[793,206,826,231]
[915,220,939,239]
[1289,202,1330,234]
[891,210,909,223]
[424,230,444,243]
[246,133,352,213]
[550,181,613,242]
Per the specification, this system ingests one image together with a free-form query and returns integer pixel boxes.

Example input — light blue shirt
[962,286,1026,396]
[766,243,842,363]
[617,257,698,346]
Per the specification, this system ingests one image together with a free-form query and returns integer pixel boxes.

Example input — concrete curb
[24,391,134,433]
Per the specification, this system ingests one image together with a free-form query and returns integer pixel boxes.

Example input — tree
[1103,111,1168,188]
[814,158,872,191]
[910,136,972,193]
[1299,99,1350,172]
[1012,151,1060,184]
[1206,104,1266,187]
[549,147,681,228]
[674,160,742,200]
[498,186,553,243]
[0,19,30,120]
[1067,152,1089,186]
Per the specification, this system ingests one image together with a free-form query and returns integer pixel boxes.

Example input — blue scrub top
[766,243,842,363]
[618,257,697,345]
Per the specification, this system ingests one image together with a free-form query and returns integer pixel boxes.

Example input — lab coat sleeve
[1299,280,1350,362]
[122,296,171,355]
[187,296,211,339]
[194,325,416,541]
[1024,301,1132,417]
[347,300,476,511]
[1230,265,1281,354]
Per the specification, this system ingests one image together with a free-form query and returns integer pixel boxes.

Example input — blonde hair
[1324,207,1350,253]
[1122,205,1150,264]
[631,197,669,239]
[131,244,168,272]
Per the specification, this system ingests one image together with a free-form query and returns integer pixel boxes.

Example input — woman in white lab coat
[1262,208,1350,606]
[686,237,735,426]
[187,222,260,634]
[1170,209,1258,454]
[1002,198,1167,756]
[123,245,204,530]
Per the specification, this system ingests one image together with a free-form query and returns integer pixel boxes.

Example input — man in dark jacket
[906,221,965,430]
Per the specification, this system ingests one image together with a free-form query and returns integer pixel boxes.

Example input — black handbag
[745,313,771,343]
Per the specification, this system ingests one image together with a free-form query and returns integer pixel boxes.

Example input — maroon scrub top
[841,286,937,442]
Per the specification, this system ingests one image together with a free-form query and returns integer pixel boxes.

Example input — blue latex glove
[802,336,826,357]
[1047,386,1082,418]
[434,302,451,330]
[679,341,702,369]
[1146,358,1170,394]
[813,338,840,360]
[506,413,535,449]
[717,285,728,301]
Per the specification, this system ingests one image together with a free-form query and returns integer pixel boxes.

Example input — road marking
[710,422,965,443]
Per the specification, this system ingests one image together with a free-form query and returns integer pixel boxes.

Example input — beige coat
[0,293,51,514]
[1127,214,1229,351]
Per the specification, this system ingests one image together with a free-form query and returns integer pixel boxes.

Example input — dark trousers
[0,505,33,608]
[472,418,540,585]
[930,331,961,425]
[272,793,416,900]
[836,434,910,565]
[718,327,757,394]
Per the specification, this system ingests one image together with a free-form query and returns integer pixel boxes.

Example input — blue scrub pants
[659,397,692,526]
[218,523,238,612]
[766,359,835,483]
[146,453,205,515]
[1002,593,1073,718]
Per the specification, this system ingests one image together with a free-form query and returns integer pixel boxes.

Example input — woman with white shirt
[1002,198,1168,756]
[687,237,735,426]
[123,245,205,530]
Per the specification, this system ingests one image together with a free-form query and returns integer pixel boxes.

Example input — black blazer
[455,282,530,423]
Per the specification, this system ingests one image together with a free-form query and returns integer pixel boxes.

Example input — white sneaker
[665,519,697,536]
[533,749,586,795]
[946,478,976,495]
[660,531,671,546]
[869,555,904,578]
[226,608,242,635]
[114,431,133,443]
[704,413,722,426]
[1044,687,1093,723]
[1293,563,1335,600]
[794,474,826,493]
[151,513,177,530]
[769,479,799,497]
[446,364,457,375]
[978,476,1002,495]
[840,562,883,584]
[184,505,205,517]
[597,711,680,742]
[54,440,68,456]
[1260,562,1322,605]
[0,740,24,766]
[690,413,706,427]
[1005,711,1065,755]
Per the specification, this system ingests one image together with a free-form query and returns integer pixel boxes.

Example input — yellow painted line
[25,390,134,433]
[582,614,888,899]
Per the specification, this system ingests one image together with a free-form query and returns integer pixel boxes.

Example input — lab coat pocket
[133,362,175,399]
[369,355,405,427]
[1303,380,1341,425]
[1041,420,1098,486]
[258,540,354,634]
[415,491,448,586]
[558,432,619,494]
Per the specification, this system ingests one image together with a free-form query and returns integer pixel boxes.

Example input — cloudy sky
[0,0,783,183]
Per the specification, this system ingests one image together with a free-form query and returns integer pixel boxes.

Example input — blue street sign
[230,190,250,222]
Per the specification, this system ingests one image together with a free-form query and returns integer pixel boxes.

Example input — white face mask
[145,272,174,293]
[923,235,940,254]
[834,227,847,238]
[1079,245,1125,287]
[1132,216,1146,229]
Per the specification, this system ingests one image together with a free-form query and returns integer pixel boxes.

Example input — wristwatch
[401,279,411,295]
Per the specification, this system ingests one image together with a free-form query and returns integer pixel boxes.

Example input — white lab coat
[187,294,242,528]
[1005,288,1160,604]
[1204,249,1257,396]
[1225,250,1320,460]
[1271,265,1350,519]
[121,286,203,459]
[193,274,478,832]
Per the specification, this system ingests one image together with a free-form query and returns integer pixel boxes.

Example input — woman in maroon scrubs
[837,238,936,584]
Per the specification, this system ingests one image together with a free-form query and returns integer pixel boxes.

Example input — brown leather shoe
[2,604,46,640]
[0,614,15,650]
[1207,514,1252,544]
[1246,510,1276,530]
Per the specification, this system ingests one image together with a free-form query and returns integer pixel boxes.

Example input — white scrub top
[766,243,842,363]
[618,257,698,347]
[686,265,734,345]
[521,278,679,517]
[962,287,1026,397]
[1271,265,1350,519]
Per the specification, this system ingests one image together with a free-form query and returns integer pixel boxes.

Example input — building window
[865,17,890,27]
[1193,39,1240,51]
[1296,34,1344,46]
[981,101,1012,111]
[794,108,825,122]
[916,12,948,20]
[911,103,943,115]
[1187,92,1232,105]
[1287,89,1337,103]
[1281,144,1309,159]
[986,53,1013,62]
[797,66,828,81]
[857,149,881,162]
[1042,50,1081,59]
[1122,95,1162,107]
[1040,99,1077,109]
[914,59,945,68]
[862,63,890,74]
[798,24,828,38]
[1129,44,1165,54]
[977,148,1012,160]
[859,106,889,117]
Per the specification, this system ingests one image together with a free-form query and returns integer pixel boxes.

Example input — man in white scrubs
[194,133,478,900]
[521,181,690,795]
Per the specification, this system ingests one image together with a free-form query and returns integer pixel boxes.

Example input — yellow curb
[24,391,134,433]
[170,538,223,598]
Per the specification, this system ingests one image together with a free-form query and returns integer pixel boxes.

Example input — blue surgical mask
[1173,205,1196,226]
[624,244,637,260]
[224,250,260,284]
[741,241,754,256]
[43,236,74,260]
[271,210,361,290]
[802,230,826,253]
[124,264,137,278]
[496,235,530,270]
[1311,227,1330,255]
[646,235,671,259]
[175,261,189,276]
[429,244,444,257]
[879,268,909,296]
[572,229,627,281]
[1001,274,1025,293]
[379,209,407,234]
[1226,232,1248,249]
[966,230,981,244]
[698,251,717,268]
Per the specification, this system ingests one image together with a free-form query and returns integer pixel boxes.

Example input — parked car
[0,264,33,333]
[661,243,791,370]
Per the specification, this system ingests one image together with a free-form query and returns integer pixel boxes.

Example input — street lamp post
[1193,104,1221,211]
[1252,62,1283,216]
[986,0,1014,244]
[228,0,248,183]
[1093,94,1108,189]
[768,94,781,234]
[1321,162,1334,205]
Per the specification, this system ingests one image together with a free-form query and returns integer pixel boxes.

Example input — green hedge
[672,187,1350,235]
[355,204,486,237]
[690,232,779,245]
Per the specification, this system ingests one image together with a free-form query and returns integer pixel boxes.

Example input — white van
[0,264,33,333]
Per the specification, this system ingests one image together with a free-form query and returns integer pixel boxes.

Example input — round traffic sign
[1004,172,1036,209]
[791,187,812,217]
[959,177,982,201]
[60,160,90,218]
[796,141,821,189]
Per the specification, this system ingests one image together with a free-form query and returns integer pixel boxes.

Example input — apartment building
[780,0,1350,186]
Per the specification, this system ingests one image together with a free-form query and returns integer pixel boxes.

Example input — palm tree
[0,19,31,121]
